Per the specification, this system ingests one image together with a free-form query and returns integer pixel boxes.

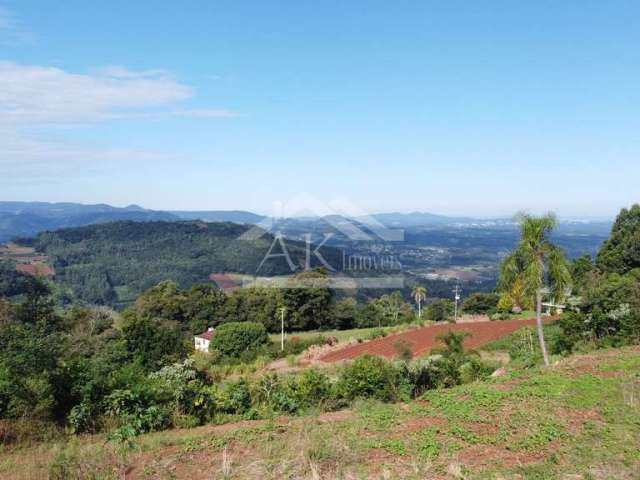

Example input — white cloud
[0,62,238,178]
[0,62,196,125]
[0,128,168,165]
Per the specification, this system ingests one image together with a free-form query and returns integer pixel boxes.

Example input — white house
[194,327,215,353]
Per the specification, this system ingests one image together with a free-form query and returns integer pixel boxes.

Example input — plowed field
[320,316,558,362]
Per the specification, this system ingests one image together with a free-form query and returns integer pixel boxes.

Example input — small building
[194,327,215,353]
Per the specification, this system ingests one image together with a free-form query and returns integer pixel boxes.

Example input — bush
[496,295,514,313]
[430,331,472,387]
[211,322,269,358]
[555,270,640,352]
[103,389,170,434]
[68,402,95,433]
[426,299,454,322]
[336,355,409,402]
[366,328,387,340]
[397,359,438,397]
[255,374,299,413]
[394,339,413,361]
[294,369,332,407]
[217,378,252,414]
[460,357,499,383]
[462,293,499,315]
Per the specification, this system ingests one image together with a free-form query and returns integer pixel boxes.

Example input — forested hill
[27,221,339,307]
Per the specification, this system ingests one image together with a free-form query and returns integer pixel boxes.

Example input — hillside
[0,202,178,241]
[3,346,638,479]
[0,202,267,242]
[170,210,265,224]
[27,221,340,306]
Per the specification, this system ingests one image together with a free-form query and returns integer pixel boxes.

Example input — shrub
[211,322,269,358]
[426,299,454,322]
[336,355,409,402]
[67,402,95,433]
[462,293,499,315]
[394,339,414,361]
[430,331,472,387]
[397,359,438,397]
[255,374,299,413]
[460,357,499,383]
[555,270,640,352]
[496,295,514,313]
[217,378,252,414]
[295,369,332,407]
[366,328,387,340]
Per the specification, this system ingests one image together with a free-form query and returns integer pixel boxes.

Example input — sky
[1,1,639,218]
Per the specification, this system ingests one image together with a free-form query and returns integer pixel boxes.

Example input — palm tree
[499,213,572,365]
[412,286,427,319]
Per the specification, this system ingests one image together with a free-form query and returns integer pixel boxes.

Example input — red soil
[15,263,54,277]
[320,317,559,363]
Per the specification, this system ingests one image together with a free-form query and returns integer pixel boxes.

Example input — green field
[269,325,406,344]
[2,345,639,479]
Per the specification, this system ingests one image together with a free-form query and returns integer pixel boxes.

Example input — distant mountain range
[0,202,265,242]
[168,210,266,224]
[0,202,176,242]
[0,201,614,242]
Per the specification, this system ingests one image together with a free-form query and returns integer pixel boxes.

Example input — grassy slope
[269,325,401,344]
[2,346,639,479]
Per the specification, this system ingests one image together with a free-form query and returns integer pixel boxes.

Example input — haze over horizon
[2,1,639,217]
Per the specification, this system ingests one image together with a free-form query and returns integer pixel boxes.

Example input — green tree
[0,299,14,326]
[210,321,269,358]
[557,269,640,351]
[330,298,358,330]
[372,291,412,325]
[15,278,61,331]
[570,254,596,294]
[426,299,454,322]
[222,287,282,332]
[462,293,499,315]
[182,284,227,334]
[498,213,571,365]
[282,271,333,330]
[134,281,186,323]
[121,311,187,370]
[412,286,427,318]
[355,302,383,328]
[596,204,640,274]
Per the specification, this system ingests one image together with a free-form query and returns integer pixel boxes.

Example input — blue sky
[1,1,639,218]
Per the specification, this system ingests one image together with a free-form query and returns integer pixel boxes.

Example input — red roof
[195,329,215,340]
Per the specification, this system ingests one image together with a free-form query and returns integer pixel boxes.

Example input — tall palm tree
[499,213,572,365]
[412,286,427,319]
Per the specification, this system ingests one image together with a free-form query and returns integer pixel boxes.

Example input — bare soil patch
[320,317,559,362]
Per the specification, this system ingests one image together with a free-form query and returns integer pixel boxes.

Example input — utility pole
[279,306,286,352]
[453,284,461,323]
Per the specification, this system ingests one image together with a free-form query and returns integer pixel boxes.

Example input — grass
[481,322,564,368]
[2,346,639,479]
[509,309,537,319]
[271,314,545,348]
[269,325,405,344]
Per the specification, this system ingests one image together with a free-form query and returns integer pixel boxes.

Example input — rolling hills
[27,220,340,306]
